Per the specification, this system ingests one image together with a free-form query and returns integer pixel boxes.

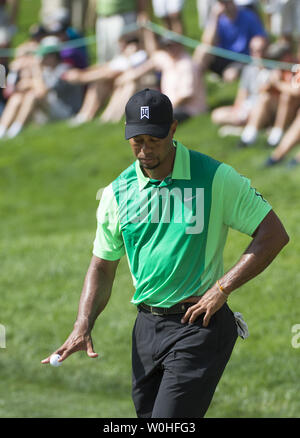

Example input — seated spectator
[264,107,300,167]
[0,27,11,115]
[0,36,84,139]
[40,0,87,33]
[67,0,90,33]
[96,0,147,64]
[4,24,47,103]
[263,69,300,167]
[63,34,148,125]
[197,0,260,28]
[211,36,270,133]
[193,0,267,83]
[263,0,300,58]
[111,29,207,123]
[238,52,300,148]
[197,0,216,28]
[151,0,185,34]
[0,0,19,114]
[40,0,70,26]
[0,0,18,47]
[43,7,89,69]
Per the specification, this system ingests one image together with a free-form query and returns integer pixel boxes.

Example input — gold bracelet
[216,280,229,299]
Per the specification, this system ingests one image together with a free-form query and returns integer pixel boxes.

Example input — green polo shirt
[93,141,272,307]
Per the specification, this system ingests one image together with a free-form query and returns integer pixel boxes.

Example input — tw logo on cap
[140,106,150,119]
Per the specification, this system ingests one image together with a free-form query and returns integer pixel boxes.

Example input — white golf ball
[50,354,62,367]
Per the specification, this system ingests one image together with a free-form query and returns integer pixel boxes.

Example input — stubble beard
[139,159,161,170]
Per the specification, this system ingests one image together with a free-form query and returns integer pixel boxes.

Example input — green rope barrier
[0,20,296,72]
[144,21,296,72]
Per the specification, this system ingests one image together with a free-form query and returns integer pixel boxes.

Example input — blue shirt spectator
[193,1,268,82]
[217,6,266,55]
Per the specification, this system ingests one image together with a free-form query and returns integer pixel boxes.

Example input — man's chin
[139,160,160,170]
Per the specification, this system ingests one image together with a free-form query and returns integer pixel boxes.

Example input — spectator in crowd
[151,0,185,34]
[0,0,19,44]
[211,36,270,134]
[68,0,90,33]
[3,24,47,106]
[96,0,148,64]
[113,28,207,123]
[63,34,148,125]
[0,36,84,139]
[0,0,19,113]
[262,69,300,167]
[43,7,89,69]
[197,0,260,28]
[262,0,300,58]
[98,36,154,124]
[41,0,92,33]
[197,0,216,28]
[0,27,11,115]
[193,0,267,83]
[264,108,300,168]
[85,0,98,31]
[40,0,68,24]
[237,58,300,148]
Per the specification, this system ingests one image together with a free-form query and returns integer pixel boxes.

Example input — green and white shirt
[93,141,272,307]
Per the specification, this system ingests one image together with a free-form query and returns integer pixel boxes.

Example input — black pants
[132,303,238,418]
[210,56,244,77]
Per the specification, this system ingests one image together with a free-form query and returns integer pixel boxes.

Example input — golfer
[42,89,289,418]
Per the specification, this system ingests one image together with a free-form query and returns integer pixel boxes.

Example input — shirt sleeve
[222,165,272,236]
[248,10,267,38]
[93,184,125,260]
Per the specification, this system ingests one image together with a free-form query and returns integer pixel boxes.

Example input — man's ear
[170,120,178,137]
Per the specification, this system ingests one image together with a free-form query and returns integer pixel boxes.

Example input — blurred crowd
[0,0,300,168]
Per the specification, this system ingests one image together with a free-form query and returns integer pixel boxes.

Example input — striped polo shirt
[93,141,272,307]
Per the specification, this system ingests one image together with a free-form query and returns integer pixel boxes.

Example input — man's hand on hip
[181,287,227,327]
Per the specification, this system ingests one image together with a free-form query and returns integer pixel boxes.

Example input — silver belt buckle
[150,306,162,316]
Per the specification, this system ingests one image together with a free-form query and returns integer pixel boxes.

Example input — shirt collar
[135,140,191,191]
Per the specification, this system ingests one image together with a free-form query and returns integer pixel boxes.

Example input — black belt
[138,301,195,316]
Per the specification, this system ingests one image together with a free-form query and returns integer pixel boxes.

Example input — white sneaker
[218,125,244,137]
[6,122,23,138]
[241,125,258,145]
[0,124,7,139]
[68,114,88,127]
[267,127,283,147]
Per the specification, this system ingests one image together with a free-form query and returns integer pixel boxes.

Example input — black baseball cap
[125,88,173,140]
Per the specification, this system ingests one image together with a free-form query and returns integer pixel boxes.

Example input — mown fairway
[0,0,299,418]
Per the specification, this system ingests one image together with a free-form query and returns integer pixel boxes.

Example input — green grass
[1,112,299,418]
[0,0,300,419]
